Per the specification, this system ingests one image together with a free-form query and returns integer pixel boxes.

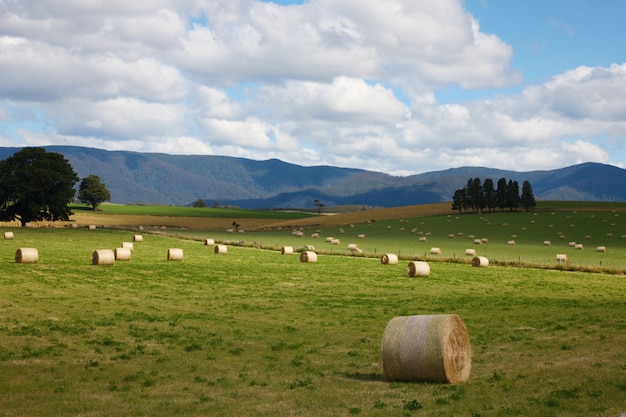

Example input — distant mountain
[0,146,625,207]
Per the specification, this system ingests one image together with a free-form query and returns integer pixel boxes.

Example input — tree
[313,199,324,214]
[0,147,79,226]
[78,174,111,210]
[483,178,496,212]
[193,198,207,208]
[506,179,520,211]
[520,180,537,211]
[496,178,508,211]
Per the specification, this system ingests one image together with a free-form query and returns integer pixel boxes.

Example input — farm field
[0,225,625,417]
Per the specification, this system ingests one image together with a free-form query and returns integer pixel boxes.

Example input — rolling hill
[1,146,625,208]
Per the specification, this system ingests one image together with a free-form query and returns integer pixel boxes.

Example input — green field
[0,224,625,417]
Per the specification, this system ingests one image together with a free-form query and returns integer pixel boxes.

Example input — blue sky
[1,0,625,175]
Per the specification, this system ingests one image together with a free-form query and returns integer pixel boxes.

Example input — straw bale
[543,241,551,246]
[331,239,341,245]
[133,235,143,242]
[481,238,488,244]
[122,242,134,251]
[465,249,476,257]
[418,236,427,242]
[381,314,471,383]
[88,224,96,230]
[575,243,584,250]
[325,237,334,242]
[407,261,430,277]
[347,243,359,251]
[473,239,482,245]
[507,240,515,246]
[448,234,455,239]
[214,244,227,254]
[92,249,115,265]
[114,247,132,261]
[472,256,489,267]
[556,253,568,262]
[281,246,294,255]
[311,233,320,238]
[15,248,38,264]
[381,253,398,265]
[300,251,317,263]
[358,234,366,239]
[167,248,184,261]
[596,246,606,253]
[4,231,14,239]
[204,238,215,245]
[430,247,441,255]
[568,241,576,247]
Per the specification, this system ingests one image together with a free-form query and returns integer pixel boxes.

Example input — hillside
[1,146,625,207]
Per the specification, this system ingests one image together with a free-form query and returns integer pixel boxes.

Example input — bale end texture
[204,238,215,245]
[472,256,489,267]
[214,244,227,254]
[15,248,38,264]
[281,246,294,255]
[300,251,318,263]
[133,235,143,242]
[407,261,430,277]
[92,249,115,265]
[381,314,471,384]
[381,253,399,265]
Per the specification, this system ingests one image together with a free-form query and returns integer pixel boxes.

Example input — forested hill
[1,146,625,208]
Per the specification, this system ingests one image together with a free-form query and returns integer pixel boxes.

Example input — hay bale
[473,239,482,245]
[543,241,551,246]
[358,234,366,239]
[300,251,317,263]
[133,234,143,242]
[4,231,14,239]
[167,248,184,261]
[114,247,131,261]
[407,261,430,277]
[325,237,334,242]
[418,236,427,242]
[507,240,515,246]
[465,249,476,257]
[204,238,215,245]
[88,224,96,230]
[596,246,606,253]
[381,253,398,265]
[556,253,568,262]
[472,256,489,267]
[430,247,441,255]
[122,242,134,251]
[214,244,227,254]
[281,246,294,255]
[331,238,341,245]
[347,243,359,251]
[568,241,576,247]
[575,243,584,250]
[381,314,471,383]
[15,248,38,264]
[92,249,115,265]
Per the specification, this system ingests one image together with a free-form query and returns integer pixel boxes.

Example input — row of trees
[452,177,536,213]
[0,147,110,226]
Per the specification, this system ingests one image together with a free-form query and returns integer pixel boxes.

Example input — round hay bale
[430,247,441,255]
[4,231,14,239]
[214,244,227,254]
[281,246,294,255]
[204,238,215,245]
[556,253,568,262]
[568,241,576,247]
[543,240,551,246]
[331,238,341,245]
[472,256,489,267]
[88,224,96,230]
[465,249,476,257]
[507,240,515,246]
[347,243,359,251]
[473,239,482,245]
[381,253,398,265]
[407,261,430,277]
[300,251,317,263]
[167,248,184,261]
[133,234,143,242]
[358,234,366,239]
[92,249,115,265]
[122,242,134,251]
[575,243,584,250]
[596,246,606,253]
[381,314,471,383]
[114,247,132,261]
[325,237,334,242]
[15,248,38,264]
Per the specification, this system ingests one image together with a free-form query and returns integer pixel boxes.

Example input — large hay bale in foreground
[407,261,430,277]
[300,251,317,263]
[15,248,38,264]
[214,244,227,254]
[381,314,471,383]
[472,256,489,267]
[281,246,294,255]
[167,248,184,261]
[92,249,115,265]
[381,253,398,265]
[4,231,14,239]
[114,247,131,261]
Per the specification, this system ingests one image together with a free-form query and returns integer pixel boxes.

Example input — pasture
[0,220,625,416]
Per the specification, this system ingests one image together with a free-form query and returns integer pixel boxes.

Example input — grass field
[0,221,625,416]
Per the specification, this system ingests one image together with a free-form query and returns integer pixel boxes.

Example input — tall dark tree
[0,147,79,226]
[451,188,467,213]
[506,179,521,211]
[78,174,111,210]
[520,180,537,211]
[466,177,483,212]
[483,178,496,212]
[496,177,508,211]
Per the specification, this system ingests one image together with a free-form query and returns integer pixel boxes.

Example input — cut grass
[0,227,625,416]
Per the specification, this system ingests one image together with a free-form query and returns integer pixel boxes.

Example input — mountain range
[1,146,625,208]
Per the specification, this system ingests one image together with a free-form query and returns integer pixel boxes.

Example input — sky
[1,0,625,176]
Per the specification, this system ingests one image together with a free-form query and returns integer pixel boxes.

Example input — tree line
[452,177,536,213]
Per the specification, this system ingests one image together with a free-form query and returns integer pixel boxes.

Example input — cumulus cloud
[0,0,624,175]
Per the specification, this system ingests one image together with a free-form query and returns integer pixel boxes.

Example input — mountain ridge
[0,146,624,207]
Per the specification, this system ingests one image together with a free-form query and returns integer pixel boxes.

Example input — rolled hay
[114,247,132,261]
[507,240,516,246]
[556,253,568,262]
[281,246,294,255]
[214,244,227,254]
[15,248,38,264]
[347,243,359,251]
[358,234,366,239]
[430,247,441,255]
[407,261,430,277]
[88,224,96,230]
[381,253,399,265]
[464,249,476,257]
[418,236,427,242]
[381,314,471,383]
[596,246,607,253]
[92,249,115,265]
[473,239,482,245]
[575,243,584,250]
[133,234,143,242]
[300,251,318,263]
[4,231,14,239]
[331,238,341,245]
[543,240,551,246]
[167,248,184,261]
[471,256,489,267]
[121,242,134,251]
[204,238,215,245]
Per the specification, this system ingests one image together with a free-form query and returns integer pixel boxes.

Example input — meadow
[0,204,625,416]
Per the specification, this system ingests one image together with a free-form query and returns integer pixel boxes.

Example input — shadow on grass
[342,372,386,382]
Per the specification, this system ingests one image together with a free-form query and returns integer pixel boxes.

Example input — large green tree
[78,174,111,210]
[0,147,79,226]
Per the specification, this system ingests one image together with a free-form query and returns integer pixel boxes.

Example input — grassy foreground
[0,227,625,416]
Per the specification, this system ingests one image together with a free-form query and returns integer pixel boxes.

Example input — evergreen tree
[506,180,520,211]
[483,178,496,212]
[496,177,508,211]
[520,180,537,211]
[78,175,111,210]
